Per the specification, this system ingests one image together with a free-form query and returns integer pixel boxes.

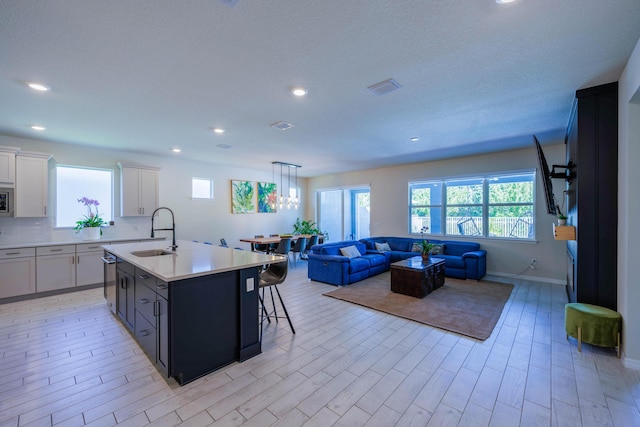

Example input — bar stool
[258,259,294,339]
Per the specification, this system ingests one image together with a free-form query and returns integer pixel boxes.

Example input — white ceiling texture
[1,0,640,177]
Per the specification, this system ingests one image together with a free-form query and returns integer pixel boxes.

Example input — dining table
[240,234,322,253]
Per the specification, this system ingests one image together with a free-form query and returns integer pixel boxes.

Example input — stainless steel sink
[131,249,174,257]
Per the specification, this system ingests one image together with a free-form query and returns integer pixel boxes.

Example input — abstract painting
[257,182,277,213]
[231,180,255,213]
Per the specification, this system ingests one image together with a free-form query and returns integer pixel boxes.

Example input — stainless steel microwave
[0,188,14,217]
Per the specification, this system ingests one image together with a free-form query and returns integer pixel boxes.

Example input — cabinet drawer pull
[50,248,63,252]
[154,300,159,316]
[5,252,21,255]
[139,298,149,304]
[140,330,150,336]
[156,284,167,290]
[139,274,150,280]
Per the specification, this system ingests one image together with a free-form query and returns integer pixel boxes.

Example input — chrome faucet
[151,207,178,251]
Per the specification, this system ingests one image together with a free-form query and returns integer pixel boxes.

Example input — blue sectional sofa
[307,237,487,285]
[359,236,486,280]
[307,241,389,286]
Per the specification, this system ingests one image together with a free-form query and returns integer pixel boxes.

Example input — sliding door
[317,187,370,242]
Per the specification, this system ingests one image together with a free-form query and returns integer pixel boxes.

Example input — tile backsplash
[0,216,153,246]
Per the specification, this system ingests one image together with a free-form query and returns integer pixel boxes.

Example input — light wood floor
[1,266,639,427]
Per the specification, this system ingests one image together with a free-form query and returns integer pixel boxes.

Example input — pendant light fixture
[287,166,291,209]
[270,163,277,210]
[294,166,299,209]
[279,163,284,209]
[272,161,301,210]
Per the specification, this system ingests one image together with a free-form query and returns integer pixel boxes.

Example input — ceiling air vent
[216,144,232,149]
[367,78,402,96]
[219,0,240,7]
[270,121,295,131]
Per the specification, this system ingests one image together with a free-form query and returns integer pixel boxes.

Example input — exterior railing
[412,216,534,239]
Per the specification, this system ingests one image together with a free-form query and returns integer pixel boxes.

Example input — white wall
[307,143,569,283]
[0,135,306,250]
[618,36,640,368]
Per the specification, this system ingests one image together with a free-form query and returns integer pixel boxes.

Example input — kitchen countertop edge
[102,240,286,282]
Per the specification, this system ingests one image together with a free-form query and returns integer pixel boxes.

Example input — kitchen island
[102,240,286,385]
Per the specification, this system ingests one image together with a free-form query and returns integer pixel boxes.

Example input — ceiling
[1,1,639,177]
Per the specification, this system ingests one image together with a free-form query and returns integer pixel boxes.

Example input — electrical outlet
[529,259,537,270]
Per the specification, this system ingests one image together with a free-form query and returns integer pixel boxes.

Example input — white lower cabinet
[0,248,36,299]
[36,247,77,292]
[0,239,161,299]
[76,242,109,287]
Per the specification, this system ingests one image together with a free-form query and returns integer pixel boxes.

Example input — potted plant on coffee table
[420,226,433,261]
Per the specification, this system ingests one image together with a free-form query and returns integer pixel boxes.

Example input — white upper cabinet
[118,163,160,216]
[0,146,19,186]
[15,151,52,217]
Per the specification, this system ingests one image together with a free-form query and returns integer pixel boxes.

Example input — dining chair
[302,235,319,260]
[258,259,294,338]
[273,237,291,255]
[253,235,269,253]
[268,234,280,252]
[289,236,307,267]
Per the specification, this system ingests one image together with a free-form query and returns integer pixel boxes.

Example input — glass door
[317,186,370,242]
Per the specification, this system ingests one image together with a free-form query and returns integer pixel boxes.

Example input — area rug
[323,273,514,340]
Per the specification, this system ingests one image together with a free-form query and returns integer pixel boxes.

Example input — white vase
[557,219,567,226]
[83,227,101,240]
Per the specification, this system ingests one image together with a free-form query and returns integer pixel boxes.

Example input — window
[446,178,483,236]
[488,173,534,239]
[56,165,113,228]
[409,181,443,234]
[192,177,214,199]
[409,171,535,240]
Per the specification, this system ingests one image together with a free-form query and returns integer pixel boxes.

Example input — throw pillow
[339,245,361,259]
[374,242,391,252]
[431,244,445,255]
[411,242,422,253]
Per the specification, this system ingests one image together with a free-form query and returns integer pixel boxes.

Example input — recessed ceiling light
[410,137,419,142]
[31,125,46,131]
[26,82,50,91]
[212,127,226,134]
[171,148,182,153]
[496,0,516,4]
[290,87,308,97]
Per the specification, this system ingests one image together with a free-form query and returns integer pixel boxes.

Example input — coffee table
[390,256,445,298]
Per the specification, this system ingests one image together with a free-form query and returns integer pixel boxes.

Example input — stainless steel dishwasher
[102,251,117,314]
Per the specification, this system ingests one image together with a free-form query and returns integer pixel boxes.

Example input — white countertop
[102,240,286,282]
[0,236,164,251]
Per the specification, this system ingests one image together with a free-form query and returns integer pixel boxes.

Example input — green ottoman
[565,303,622,358]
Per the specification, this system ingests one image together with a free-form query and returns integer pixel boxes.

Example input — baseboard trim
[487,270,565,285]
[622,355,640,370]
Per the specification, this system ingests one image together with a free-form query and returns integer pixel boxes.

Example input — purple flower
[74,196,105,232]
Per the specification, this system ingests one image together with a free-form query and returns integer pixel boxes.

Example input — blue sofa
[307,241,389,286]
[359,236,486,280]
